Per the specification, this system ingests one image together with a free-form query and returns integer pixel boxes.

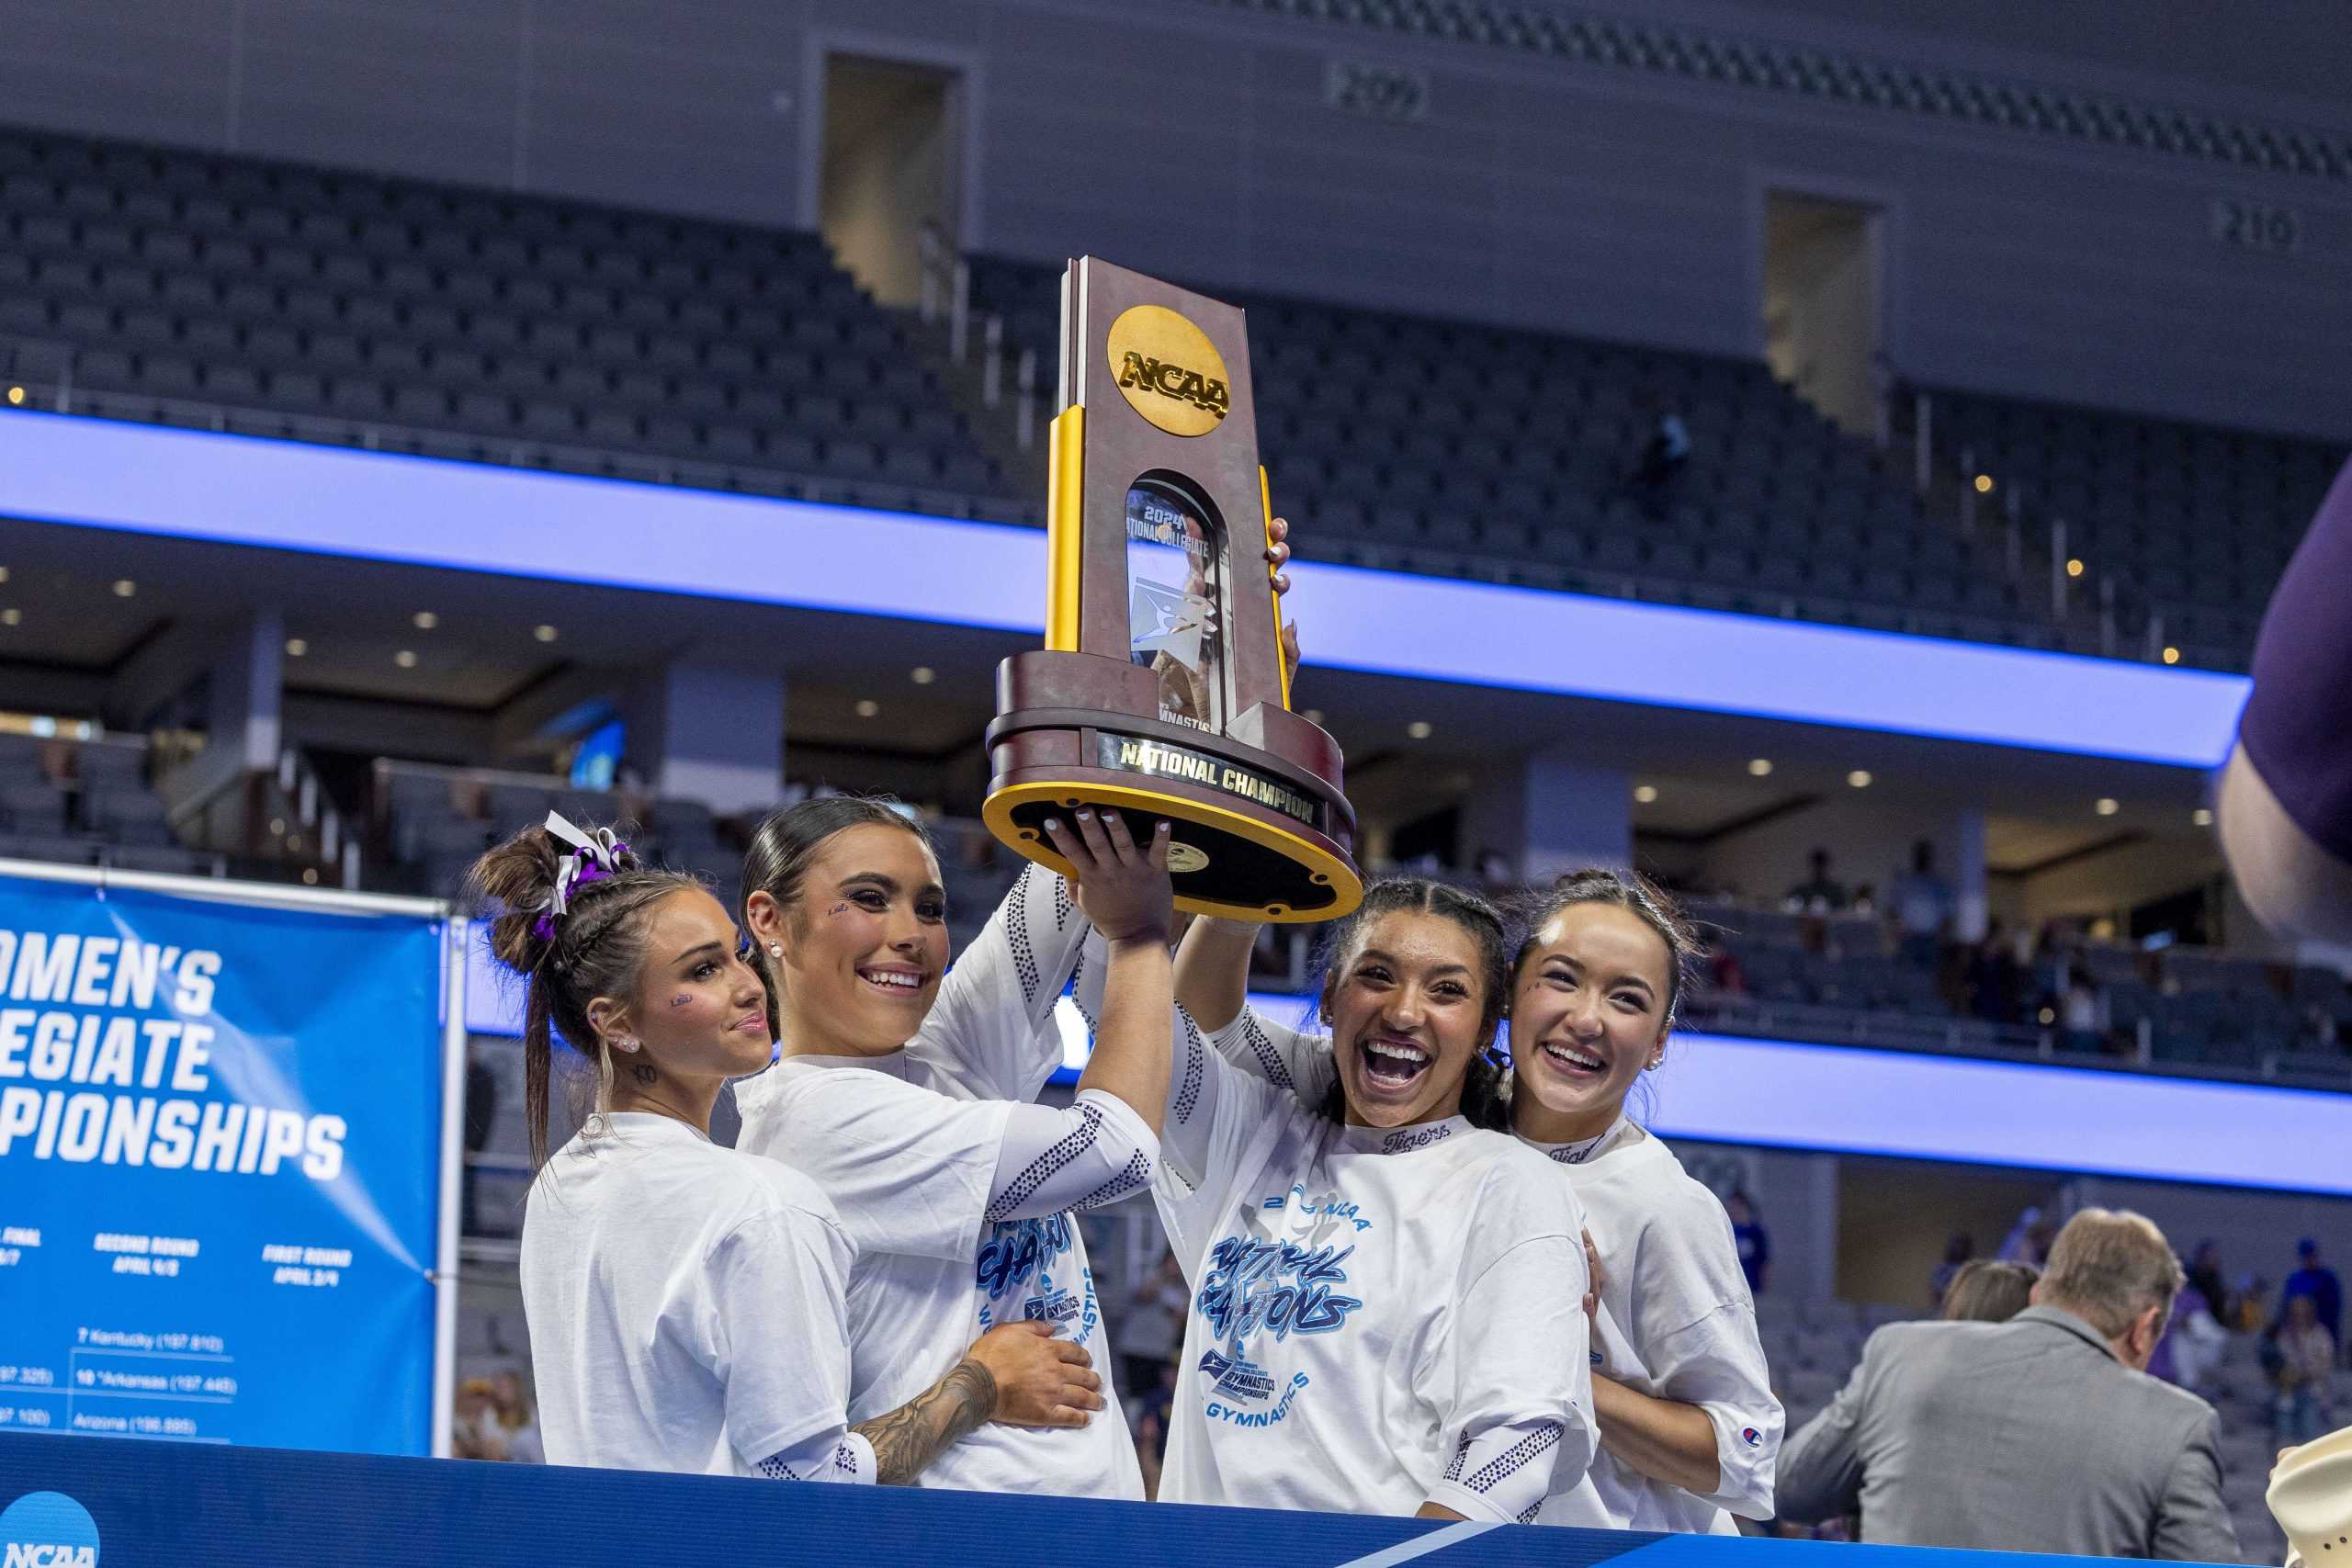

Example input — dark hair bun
[470,827,567,975]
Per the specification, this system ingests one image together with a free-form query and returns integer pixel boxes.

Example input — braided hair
[1308,875,1515,1132]
[469,821,703,1168]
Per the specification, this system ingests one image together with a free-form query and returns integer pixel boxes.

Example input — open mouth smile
[1538,1040,1608,1079]
[855,965,927,998]
[1356,1033,1433,1096]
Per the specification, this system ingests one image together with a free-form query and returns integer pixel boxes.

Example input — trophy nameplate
[981,257,1362,922]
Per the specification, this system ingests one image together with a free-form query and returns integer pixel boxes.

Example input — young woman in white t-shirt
[730,798,1179,1500]
[1176,869,1781,1533]
[1057,876,1604,1524]
[475,815,1093,1485]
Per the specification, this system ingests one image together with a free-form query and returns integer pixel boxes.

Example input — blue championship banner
[0,867,452,1457]
[0,1432,2216,1568]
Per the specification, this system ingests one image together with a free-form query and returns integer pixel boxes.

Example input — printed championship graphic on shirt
[1191,1183,1368,1427]
[975,1213,1099,1342]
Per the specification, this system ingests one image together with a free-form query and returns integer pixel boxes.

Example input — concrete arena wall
[1,0,2347,441]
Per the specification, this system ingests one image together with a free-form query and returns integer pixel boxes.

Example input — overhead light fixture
[1633,784,1658,804]
[2065,558,2084,578]
[1973,474,1993,494]
[269,818,286,836]
[0,608,17,626]
[394,649,418,669]
[413,611,438,630]
[1406,720,1432,739]
[111,579,136,597]
[301,868,320,886]
[2094,797,2119,817]
[1847,770,1873,788]
[910,666,936,685]
[533,624,558,643]
[1747,758,1773,777]
[5,387,22,406]
[2161,646,2180,665]
[854,699,879,718]
[0,567,9,583]
[2192,807,2213,827]
[284,637,308,657]
[1302,708,1324,725]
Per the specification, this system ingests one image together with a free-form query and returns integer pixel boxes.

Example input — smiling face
[591,887,775,1082]
[1509,901,1675,1140]
[746,821,949,1057]
[1326,910,1494,1129]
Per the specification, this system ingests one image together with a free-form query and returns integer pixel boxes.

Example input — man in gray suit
[1780,1208,2237,1561]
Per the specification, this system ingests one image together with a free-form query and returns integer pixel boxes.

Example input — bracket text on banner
[0,871,448,1455]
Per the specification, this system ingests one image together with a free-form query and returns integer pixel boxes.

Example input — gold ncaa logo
[1165,841,1211,874]
[1106,306,1230,438]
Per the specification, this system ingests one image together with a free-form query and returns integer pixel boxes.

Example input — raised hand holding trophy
[982,258,1363,922]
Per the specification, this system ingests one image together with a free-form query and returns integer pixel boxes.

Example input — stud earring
[616,1036,641,1053]
[768,943,782,956]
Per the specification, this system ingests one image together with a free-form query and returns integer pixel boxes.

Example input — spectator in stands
[1785,849,1849,913]
[1965,920,2023,1025]
[1114,1253,1188,1401]
[1779,1208,2234,1561]
[732,802,1167,1499]
[1889,840,1951,967]
[1709,945,1748,998]
[2059,964,2106,1054]
[1629,388,1691,518]
[475,816,1086,1484]
[2185,1241,2233,1328]
[1997,1205,2055,1268]
[2221,458,2352,950]
[2283,1239,2344,1352]
[1939,1260,2037,1324]
[2152,1272,2229,1396]
[2273,1294,2337,1446]
[489,1369,544,1465]
[1928,1234,1976,1308]
[1172,871,1781,1534]
[461,1053,496,1235]
[451,1377,505,1461]
[1728,1190,1771,1295]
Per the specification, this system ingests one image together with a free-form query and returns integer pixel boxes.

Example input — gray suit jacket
[1779,1305,2237,1562]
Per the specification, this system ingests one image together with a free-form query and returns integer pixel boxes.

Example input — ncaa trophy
[982,257,1363,922]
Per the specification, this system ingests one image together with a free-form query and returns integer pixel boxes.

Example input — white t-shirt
[1216,1006,1782,1530]
[732,865,1147,1501]
[520,1112,871,1482]
[1157,1080,1600,1522]
[1066,954,1600,1523]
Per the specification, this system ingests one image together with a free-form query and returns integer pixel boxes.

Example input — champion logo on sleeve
[1740,1426,1763,1448]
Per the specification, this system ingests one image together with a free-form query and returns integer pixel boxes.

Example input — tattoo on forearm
[852,1357,997,1485]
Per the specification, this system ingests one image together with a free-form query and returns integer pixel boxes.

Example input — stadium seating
[6,120,2342,671]
[0,123,1012,522]
[0,730,222,876]
[1686,899,2351,1090]
[962,254,2053,651]
[1919,389,2345,671]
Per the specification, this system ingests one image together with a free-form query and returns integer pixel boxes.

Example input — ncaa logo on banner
[1,1493,99,1568]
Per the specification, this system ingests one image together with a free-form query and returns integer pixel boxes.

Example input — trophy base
[983,777,1358,923]
[984,653,1363,923]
